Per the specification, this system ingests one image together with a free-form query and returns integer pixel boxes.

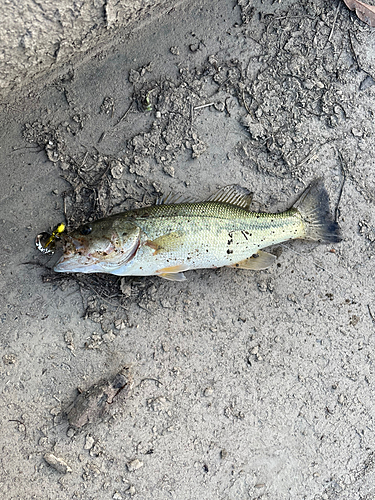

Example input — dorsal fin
[156,185,253,209]
[205,185,253,210]
[156,192,194,205]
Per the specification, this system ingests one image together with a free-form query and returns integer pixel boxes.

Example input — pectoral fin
[145,231,184,255]
[155,264,190,281]
[228,250,276,270]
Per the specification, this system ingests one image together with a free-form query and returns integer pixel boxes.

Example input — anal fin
[228,250,276,270]
[155,264,190,281]
[158,272,187,281]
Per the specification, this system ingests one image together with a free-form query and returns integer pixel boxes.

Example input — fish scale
[129,204,304,271]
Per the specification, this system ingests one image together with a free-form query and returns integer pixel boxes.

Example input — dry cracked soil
[1,1,375,499]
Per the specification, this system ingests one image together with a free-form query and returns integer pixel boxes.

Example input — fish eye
[79,225,92,235]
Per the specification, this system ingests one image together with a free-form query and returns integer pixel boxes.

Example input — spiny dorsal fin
[205,185,253,210]
[156,185,253,209]
[156,192,194,205]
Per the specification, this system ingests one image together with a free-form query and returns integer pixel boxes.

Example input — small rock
[43,453,72,474]
[250,346,259,355]
[113,493,123,500]
[66,428,75,438]
[120,280,132,298]
[170,46,179,55]
[111,161,124,179]
[84,434,95,450]
[127,458,143,472]
[351,128,362,138]
[147,396,166,411]
[204,387,213,397]
[102,331,116,343]
[115,319,127,330]
[64,331,75,352]
[163,165,175,177]
[189,43,199,52]
[208,55,218,66]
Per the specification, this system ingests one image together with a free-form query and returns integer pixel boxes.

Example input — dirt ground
[1,0,375,498]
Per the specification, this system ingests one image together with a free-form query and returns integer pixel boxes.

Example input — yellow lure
[44,223,66,248]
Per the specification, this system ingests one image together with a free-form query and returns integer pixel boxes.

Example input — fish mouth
[54,235,99,273]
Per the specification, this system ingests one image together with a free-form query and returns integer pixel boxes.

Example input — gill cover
[54,219,141,274]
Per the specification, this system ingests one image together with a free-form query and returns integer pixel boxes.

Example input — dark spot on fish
[79,225,92,235]
[241,230,248,240]
[252,253,259,258]
[227,249,233,254]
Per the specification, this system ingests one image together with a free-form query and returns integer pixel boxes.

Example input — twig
[98,132,106,143]
[328,1,340,43]
[336,152,347,222]
[194,102,215,111]
[79,281,128,311]
[80,152,89,169]
[115,101,134,126]
[138,377,163,388]
[368,305,375,324]
[9,419,27,438]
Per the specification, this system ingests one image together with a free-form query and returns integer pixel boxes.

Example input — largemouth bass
[54,179,341,281]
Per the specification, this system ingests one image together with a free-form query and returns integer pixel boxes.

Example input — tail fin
[293,179,342,243]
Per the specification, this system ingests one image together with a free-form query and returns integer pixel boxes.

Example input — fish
[54,179,341,281]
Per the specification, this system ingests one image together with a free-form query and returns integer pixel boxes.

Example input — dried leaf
[66,365,133,428]
[343,0,375,27]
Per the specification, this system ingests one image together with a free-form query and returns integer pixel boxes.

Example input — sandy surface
[1,1,375,498]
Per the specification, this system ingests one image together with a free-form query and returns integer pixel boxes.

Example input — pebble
[66,428,75,438]
[127,458,143,472]
[43,452,72,474]
[102,330,116,343]
[84,434,95,450]
[114,319,126,330]
[204,387,213,397]
[351,128,362,137]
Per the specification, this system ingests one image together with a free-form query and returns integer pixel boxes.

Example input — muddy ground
[1,0,375,498]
